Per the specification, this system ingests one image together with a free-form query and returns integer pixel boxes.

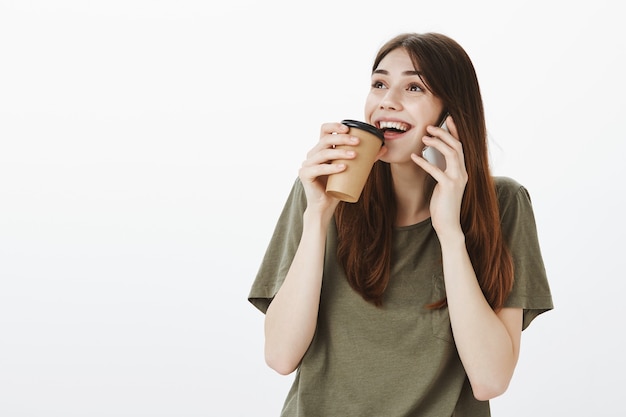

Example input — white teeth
[379,121,409,131]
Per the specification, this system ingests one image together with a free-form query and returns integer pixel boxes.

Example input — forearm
[263,209,330,375]
[440,233,521,400]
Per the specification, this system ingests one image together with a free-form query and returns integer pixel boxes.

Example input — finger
[308,123,358,155]
[299,161,347,183]
[306,122,347,157]
[445,115,458,138]
[427,115,456,141]
[421,135,457,159]
[303,145,357,168]
[421,136,465,174]
[307,134,360,164]
[320,122,349,136]
[313,150,354,169]
[411,152,446,182]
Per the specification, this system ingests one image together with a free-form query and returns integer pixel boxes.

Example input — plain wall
[1,1,624,415]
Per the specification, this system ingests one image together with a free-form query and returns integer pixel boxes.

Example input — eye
[371,80,386,89]
[408,83,423,92]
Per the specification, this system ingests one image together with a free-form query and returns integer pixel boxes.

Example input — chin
[379,145,416,165]
[378,152,406,165]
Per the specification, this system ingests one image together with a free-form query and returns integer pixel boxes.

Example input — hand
[410,115,467,239]
[298,122,360,215]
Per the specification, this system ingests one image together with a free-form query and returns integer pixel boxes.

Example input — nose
[379,87,402,111]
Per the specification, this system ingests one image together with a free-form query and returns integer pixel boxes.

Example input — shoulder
[494,176,532,210]
[289,177,307,207]
[272,177,308,228]
[494,176,525,198]
[492,176,539,227]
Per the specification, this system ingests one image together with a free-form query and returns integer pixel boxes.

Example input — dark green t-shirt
[249,176,553,417]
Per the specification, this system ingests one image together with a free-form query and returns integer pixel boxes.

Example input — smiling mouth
[378,120,410,134]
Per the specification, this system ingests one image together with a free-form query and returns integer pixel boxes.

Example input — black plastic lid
[341,119,384,143]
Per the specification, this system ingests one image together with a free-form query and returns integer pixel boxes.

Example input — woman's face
[365,48,444,164]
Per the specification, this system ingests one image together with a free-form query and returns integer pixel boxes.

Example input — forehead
[374,48,419,73]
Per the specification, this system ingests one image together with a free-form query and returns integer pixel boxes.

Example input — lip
[374,117,413,141]
[382,130,406,141]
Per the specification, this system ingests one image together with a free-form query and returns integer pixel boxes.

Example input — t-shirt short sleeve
[248,178,307,313]
[496,177,554,330]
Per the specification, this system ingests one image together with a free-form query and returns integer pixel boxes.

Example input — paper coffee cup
[325,120,384,203]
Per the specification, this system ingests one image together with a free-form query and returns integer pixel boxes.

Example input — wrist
[303,207,335,231]
[437,227,466,250]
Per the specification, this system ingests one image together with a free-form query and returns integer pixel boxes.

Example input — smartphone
[421,113,449,170]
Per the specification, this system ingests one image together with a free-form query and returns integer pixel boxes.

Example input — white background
[1,1,624,416]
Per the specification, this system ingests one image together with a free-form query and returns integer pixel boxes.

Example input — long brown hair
[335,33,514,310]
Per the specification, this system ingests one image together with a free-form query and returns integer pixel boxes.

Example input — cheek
[363,94,377,121]
[381,135,425,162]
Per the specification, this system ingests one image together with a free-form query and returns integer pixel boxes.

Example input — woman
[248,32,553,416]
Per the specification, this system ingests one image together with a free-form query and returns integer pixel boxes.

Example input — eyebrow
[372,69,423,76]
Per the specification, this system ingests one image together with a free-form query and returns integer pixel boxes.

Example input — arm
[264,122,378,375]
[413,116,521,400]
[440,235,522,400]
[263,208,331,375]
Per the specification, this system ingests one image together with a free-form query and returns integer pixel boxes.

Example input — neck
[391,163,433,227]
